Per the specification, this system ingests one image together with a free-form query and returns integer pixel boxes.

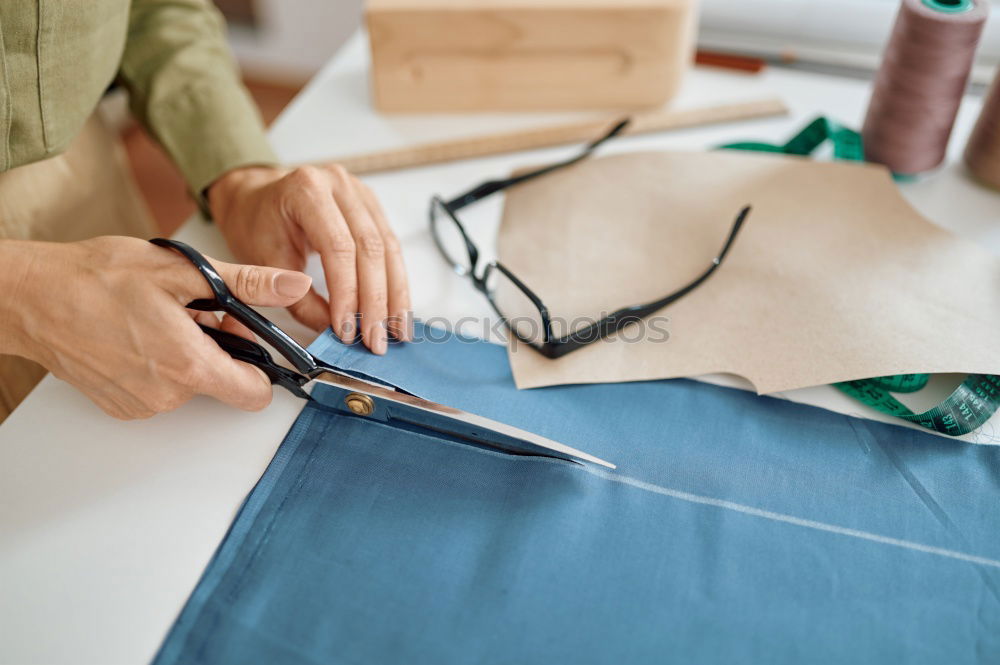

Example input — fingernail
[392,322,411,342]
[275,272,312,298]
[371,330,388,355]
[337,317,357,342]
[387,312,410,342]
[401,314,413,341]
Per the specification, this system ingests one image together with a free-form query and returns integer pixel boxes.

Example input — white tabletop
[2,30,999,665]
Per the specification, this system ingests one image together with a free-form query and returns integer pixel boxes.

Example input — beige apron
[0,113,155,422]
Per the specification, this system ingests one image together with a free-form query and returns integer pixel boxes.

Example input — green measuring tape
[719,118,1000,436]
[721,116,865,161]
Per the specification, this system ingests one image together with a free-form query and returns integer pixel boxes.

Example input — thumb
[209,260,313,307]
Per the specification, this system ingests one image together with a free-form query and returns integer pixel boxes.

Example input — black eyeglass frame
[430,120,751,359]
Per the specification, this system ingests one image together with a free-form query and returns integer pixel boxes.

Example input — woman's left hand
[208,164,411,354]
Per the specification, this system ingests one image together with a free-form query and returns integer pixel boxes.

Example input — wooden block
[365,0,697,112]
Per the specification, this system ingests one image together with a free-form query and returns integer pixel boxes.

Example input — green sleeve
[117,0,279,209]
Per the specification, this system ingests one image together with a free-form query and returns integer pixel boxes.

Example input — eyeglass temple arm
[444,118,631,212]
[546,205,752,355]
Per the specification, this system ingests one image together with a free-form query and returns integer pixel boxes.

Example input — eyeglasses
[429,120,751,359]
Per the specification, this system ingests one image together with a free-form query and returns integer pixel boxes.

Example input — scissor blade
[312,371,615,469]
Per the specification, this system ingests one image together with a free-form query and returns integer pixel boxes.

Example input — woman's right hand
[0,236,313,420]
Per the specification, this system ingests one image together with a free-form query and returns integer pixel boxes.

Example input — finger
[220,314,256,341]
[213,259,313,308]
[287,288,333,333]
[101,381,159,420]
[192,311,220,329]
[329,169,388,354]
[92,390,153,421]
[166,251,313,309]
[283,167,359,341]
[194,340,274,411]
[356,178,411,342]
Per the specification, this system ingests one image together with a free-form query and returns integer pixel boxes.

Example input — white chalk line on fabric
[328,408,1000,570]
[586,467,1000,570]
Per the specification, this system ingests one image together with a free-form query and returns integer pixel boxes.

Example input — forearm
[119,0,277,204]
[0,240,41,357]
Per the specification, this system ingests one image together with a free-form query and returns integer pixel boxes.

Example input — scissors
[150,238,615,469]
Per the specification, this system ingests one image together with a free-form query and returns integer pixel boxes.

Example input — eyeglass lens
[486,267,547,346]
[430,199,473,274]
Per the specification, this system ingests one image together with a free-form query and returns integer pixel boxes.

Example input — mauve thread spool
[862,0,989,175]
[964,68,1000,188]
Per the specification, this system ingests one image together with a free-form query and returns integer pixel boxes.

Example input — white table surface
[2,30,999,664]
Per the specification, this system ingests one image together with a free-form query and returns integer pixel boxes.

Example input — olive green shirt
[0,0,278,200]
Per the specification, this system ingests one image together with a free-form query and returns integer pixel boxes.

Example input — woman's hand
[208,165,411,355]
[0,236,313,420]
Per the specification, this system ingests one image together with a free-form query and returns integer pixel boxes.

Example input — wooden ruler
[326,97,788,175]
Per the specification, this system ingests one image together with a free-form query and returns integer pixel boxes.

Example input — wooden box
[365,0,697,112]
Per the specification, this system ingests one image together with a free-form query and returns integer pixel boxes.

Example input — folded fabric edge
[151,407,320,665]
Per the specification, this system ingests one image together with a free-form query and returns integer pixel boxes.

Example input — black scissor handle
[150,238,320,377]
[198,324,311,399]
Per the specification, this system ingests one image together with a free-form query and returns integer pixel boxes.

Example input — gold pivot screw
[344,393,375,416]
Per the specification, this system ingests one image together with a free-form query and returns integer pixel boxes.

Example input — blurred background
[122,0,364,236]
[124,0,1000,237]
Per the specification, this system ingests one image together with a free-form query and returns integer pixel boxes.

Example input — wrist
[207,165,287,228]
[0,240,45,358]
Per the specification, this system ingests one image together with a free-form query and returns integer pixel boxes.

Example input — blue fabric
[155,326,1000,665]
